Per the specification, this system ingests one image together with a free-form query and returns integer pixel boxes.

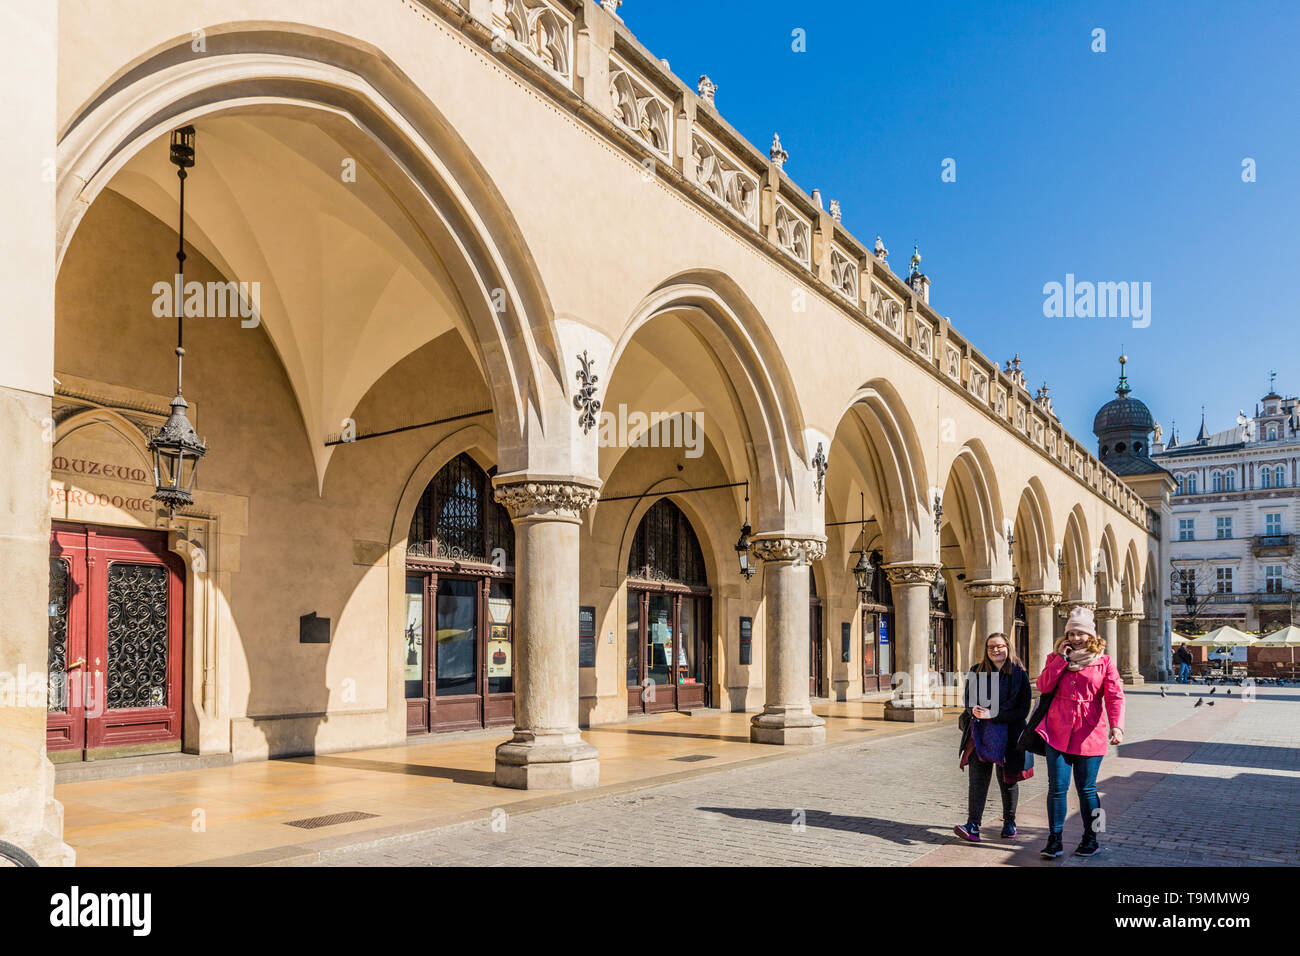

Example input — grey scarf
[1066,646,1100,672]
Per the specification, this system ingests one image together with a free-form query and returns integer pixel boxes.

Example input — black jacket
[959,664,1033,775]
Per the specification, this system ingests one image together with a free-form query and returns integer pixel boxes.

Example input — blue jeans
[1178,662,1191,683]
[1044,743,1103,837]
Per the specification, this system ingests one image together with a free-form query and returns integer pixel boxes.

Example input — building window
[1268,425,1278,441]
[1216,567,1233,594]
[1211,472,1222,492]
[1175,568,1196,597]
[1176,475,1184,495]
[1224,471,1236,491]
[1266,566,1285,594]
[1186,474,1198,494]
[1275,465,1286,487]
[1178,518,1195,541]
[1216,516,1232,539]
[1265,513,1282,536]
[1262,468,1273,489]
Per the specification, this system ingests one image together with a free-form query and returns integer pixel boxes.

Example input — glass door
[676,595,710,709]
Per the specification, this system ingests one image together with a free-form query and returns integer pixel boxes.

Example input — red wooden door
[47,528,89,752]
[48,524,183,758]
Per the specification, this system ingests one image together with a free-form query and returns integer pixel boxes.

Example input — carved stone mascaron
[493,478,600,521]
[883,563,940,586]
[750,535,827,564]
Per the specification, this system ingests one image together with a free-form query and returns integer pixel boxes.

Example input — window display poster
[404,593,423,683]
[488,623,512,678]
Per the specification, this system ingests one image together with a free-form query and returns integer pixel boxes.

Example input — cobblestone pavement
[319,686,1300,867]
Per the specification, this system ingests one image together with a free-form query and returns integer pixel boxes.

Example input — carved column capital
[883,563,940,587]
[751,533,827,565]
[1119,611,1145,623]
[1058,600,1096,618]
[493,475,601,523]
[1021,590,1062,607]
[966,581,1016,600]
[1094,606,1123,620]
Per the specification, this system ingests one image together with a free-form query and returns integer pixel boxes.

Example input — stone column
[1021,591,1061,678]
[492,477,601,789]
[1095,606,1121,666]
[0,0,73,866]
[883,564,944,722]
[1119,612,1146,685]
[967,581,1016,641]
[749,534,827,745]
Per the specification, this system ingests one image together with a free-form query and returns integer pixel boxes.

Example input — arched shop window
[408,453,514,567]
[626,499,712,714]
[861,551,895,692]
[404,454,516,735]
[627,498,706,586]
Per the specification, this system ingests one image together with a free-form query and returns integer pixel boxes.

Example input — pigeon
[1194,698,1203,708]
[1207,700,1215,706]
[1209,686,1217,695]
[1227,688,1232,696]
[1160,686,1167,698]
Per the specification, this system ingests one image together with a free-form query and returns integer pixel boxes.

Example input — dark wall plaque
[841,622,852,663]
[739,616,753,666]
[579,605,596,667]
[300,611,330,644]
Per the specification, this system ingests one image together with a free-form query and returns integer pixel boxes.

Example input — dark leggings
[967,758,1018,827]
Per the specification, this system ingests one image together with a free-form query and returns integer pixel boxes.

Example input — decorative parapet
[773,196,811,268]
[869,280,905,341]
[828,244,859,302]
[494,0,574,83]
[434,0,1154,534]
[609,52,673,162]
[911,313,935,362]
[691,127,760,229]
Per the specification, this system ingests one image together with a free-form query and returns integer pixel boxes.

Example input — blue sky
[622,0,1298,445]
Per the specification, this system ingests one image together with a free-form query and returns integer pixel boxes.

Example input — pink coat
[1035,653,1125,756]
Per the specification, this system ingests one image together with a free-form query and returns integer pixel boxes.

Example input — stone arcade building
[1,0,1167,864]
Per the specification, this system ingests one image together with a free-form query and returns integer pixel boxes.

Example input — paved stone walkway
[321,686,1300,866]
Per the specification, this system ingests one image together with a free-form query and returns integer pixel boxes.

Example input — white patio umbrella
[1187,626,1257,647]
[1188,627,1256,681]
[1170,633,1192,646]
[1257,625,1300,666]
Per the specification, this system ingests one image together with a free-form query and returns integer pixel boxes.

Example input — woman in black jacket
[953,632,1033,842]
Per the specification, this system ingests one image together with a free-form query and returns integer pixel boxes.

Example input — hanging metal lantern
[735,482,755,579]
[149,394,206,509]
[735,520,755,579]
[149,124,206,512]
[853,548,873,598]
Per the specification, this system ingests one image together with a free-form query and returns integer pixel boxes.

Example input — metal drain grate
[670,754,716,762]
[284,810,379,830]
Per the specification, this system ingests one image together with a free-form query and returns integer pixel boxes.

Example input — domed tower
[1093,352,1162,475]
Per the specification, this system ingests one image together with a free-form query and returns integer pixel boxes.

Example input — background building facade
[1153,387,1300,632]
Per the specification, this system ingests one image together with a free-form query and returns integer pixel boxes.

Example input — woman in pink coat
[1035,605,1124,859]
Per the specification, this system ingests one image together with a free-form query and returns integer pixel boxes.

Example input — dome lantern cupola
[1093,351,1160,475]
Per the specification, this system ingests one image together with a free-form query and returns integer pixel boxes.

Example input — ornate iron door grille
[106,563,170,709]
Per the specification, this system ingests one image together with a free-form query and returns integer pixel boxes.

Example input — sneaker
[1074,834,1102,857]
[1001,820,1017,839]
[1040,834,1063,859]
[953,823,981,843]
